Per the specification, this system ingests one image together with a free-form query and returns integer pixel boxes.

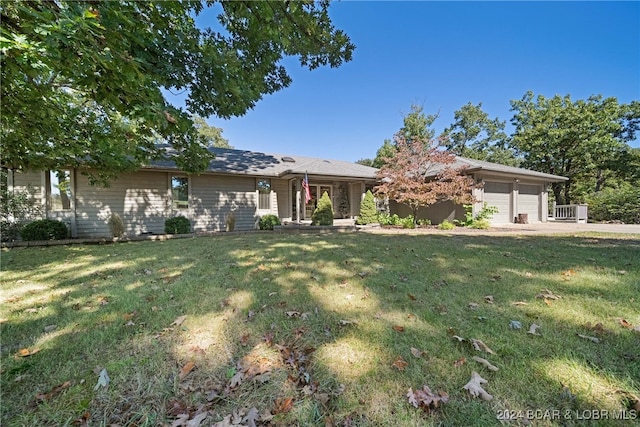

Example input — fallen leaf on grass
[172,411,208,427]
[339,319,357,326]
[585,322,607,334]
[619,319,634,329]
[407,385,449,412]
[577,333,600,343]
[392,325,405,332]
[123,311,136,321]
[17,348,40,357]
[43,324,57,333]
[468,302,479,309]
[509,320,522,329]
[285,310,301,318]
[536,289,561,300]
[410,347,426,358]
[471,339,496,355]
[171,315,187,327]
[527,324,541,335]
[179,361,195,380]
[392,356,409,371]
[93,368,110,390]
[463,371,493,401]
[472,356,498,372]
[512,301,529,306]
[35,380,72,402]
[407,293,416,301]
[484,295,494,304]
[273,397,294,414]
[453,357,466,367]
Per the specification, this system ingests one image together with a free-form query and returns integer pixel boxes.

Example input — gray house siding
[191,174,257,232]
[272,178,291,221]
[75,171,169,237]
[390,200,465,224]
[9,170,44,215]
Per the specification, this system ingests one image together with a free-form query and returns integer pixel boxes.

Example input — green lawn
[1,232,639,426]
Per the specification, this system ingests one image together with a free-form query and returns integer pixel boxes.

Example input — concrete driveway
[492,221,640,235]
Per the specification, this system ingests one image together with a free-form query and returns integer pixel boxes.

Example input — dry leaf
[407,385,449,412]
[273,397,294,414]
[471,338,496,355]
[171,315,187,326]
[619,319,634,329]
[453,357,466,367]
[468,302,479,309]
[392,325,405,332]
[17,348,40,357]
[544,298,553,306]
[463,371,493,401]
[179,361,195,380]
[577,333,600,343]
[512,301,529,306]
[392,356,409,371]
[472,356,499,372]
[407,293,416,301]
[484,295,494,304]
[186,412,208,427]
[339,319,357,326]
[537,289,561,300]
[527,323,541,335]
[123,311,136,321]
[585,322,607,334]
[285,311,300,317]
[410,347,425,358]
[35,380,72,402]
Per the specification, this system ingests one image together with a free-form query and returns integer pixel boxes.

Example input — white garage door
[518,184,540,222]
[484,181,512,224]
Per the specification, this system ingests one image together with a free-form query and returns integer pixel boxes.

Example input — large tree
[509,92,639,204]
[442,102,517,166]
[1,1,354,183]
[371,104,439,167]
[375,135,476,224]
[192,116,232,149]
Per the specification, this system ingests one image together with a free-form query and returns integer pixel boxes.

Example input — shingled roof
[148,147,379,180]
[452,157,568,182]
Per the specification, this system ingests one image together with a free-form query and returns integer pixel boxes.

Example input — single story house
[6,148,567,237]
[6,148,379,238]
[390,157,568,224]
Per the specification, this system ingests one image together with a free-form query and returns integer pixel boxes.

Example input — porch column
[296,186,301,223]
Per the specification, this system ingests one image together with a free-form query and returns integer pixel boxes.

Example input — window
[49,170,71,210]
[171,176,189,209]
[257,179,271,210]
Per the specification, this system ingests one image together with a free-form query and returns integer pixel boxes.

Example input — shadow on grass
[1,233,638,426]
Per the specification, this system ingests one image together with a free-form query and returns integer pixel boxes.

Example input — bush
[312,191,334,226]
[108,213,125,237]
[259,214,280,230]
[417,218,431,226]
[225,212,236,231]
[377,213,400,226]
[587,186,640,224]
[400,215,415,229]
[469,218,491,229]
[1,221,22,241]
[165,216,191,234]
[356,190,377,225]
[20,219,69,241]
[438,220,455,230]
[456,203,497,228]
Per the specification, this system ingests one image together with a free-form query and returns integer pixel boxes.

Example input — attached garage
[517,184,540,222]
[483,181,512,224]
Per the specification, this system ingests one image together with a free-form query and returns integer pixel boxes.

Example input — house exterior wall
[390,200,464,224]
[191,174,258,232]
[272,178,290,221]
[9,170,44,216]
[75,171,169,237]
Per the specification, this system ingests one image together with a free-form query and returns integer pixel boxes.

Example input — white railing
[550,204,588,223]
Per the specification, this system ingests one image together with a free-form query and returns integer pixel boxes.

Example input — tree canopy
[192,116,232,149]
[375,135,476,224]
[1,1,354,183]
[509,92,639,204]
[441,102,517,166]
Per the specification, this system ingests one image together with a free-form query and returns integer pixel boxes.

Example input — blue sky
[175,1,640,161]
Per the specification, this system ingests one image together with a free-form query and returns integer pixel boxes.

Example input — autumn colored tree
[375,135,476,225]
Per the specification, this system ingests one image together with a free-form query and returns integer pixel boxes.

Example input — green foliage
[456,203,498,228]
[377,213,401,226]
[225,212,236,232]
[442,102,516,166]
[192,115,232,148]
[1,175,43,241]
[355,158,374,167]
[1,1,354,183]
[356,190,377,225]
[400,215,415,229]
[165,216,191,234]
[586,186,640,224]
[259,214,281,230]
[20,219,69,241]
[372,139,396,168]
[108,213,126,238]
[509,92,638,204]
[312,191,334,226]
[417,218,431,226]
[438,220,456,230]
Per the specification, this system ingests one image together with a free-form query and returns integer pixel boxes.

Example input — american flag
[302,173,311,204]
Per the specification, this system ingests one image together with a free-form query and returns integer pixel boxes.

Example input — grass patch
[1,232,639,426]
